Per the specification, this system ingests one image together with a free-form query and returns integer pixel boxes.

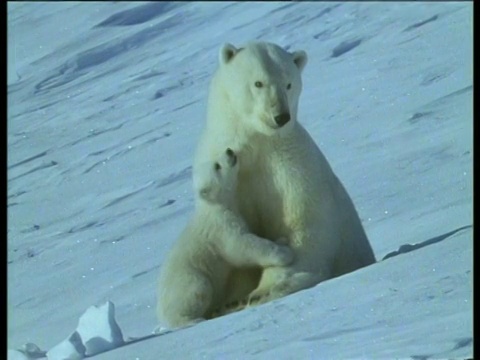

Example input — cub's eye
[254,81,263,88]
[214,163,221,171]
[286,83,292,90]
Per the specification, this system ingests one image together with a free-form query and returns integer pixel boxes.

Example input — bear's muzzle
[274,113,291,127]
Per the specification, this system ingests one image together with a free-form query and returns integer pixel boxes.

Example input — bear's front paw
[247,288,271,306]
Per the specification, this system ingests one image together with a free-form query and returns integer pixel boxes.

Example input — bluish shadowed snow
[8,2,472,359]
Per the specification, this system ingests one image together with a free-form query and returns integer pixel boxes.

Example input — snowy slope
[8,2,473,359]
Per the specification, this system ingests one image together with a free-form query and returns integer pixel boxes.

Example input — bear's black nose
[274,113,291,127]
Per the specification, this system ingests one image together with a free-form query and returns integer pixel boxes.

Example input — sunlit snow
[8,2,472,359]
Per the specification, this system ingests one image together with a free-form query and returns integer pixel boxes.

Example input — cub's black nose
[274,113,291,127]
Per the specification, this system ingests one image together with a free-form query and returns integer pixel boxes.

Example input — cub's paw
[270,243,294,266]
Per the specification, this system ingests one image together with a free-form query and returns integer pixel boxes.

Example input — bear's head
[194,148,239,204]
[216,41,307,136]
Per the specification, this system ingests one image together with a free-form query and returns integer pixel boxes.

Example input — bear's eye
[254,81,263,88]
[286,83,292,90]
[214,163,221,171]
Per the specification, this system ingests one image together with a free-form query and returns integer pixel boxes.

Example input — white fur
[156,149,294,328]
[194,41,376,310]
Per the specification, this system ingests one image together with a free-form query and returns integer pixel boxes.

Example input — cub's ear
[292,50,308,72]
[219,43,239,64]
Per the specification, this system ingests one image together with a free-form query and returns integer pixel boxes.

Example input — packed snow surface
[8,2,472,359]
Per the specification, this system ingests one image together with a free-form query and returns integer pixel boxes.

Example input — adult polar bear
[194,41,376,310]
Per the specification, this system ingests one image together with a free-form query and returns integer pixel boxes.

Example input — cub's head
[217,41,307,136]
[194,148,239,204]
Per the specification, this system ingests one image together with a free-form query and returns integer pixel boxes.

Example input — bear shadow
[381,224,472,261]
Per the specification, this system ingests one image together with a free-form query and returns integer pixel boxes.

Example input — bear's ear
[219,43,239,65]
[292,50,308,72]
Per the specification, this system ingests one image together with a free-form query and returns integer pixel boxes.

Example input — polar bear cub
[156,148,294,328]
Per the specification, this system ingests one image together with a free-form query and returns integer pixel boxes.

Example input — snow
[45,301,123,359]
[7,350,29,360]
[8,343,46,360]
[77,301,124,356]
[8,2,472,359]
[46,332,85,360]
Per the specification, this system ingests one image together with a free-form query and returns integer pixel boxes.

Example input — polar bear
[156,148,294,328]
[194,41,376,312]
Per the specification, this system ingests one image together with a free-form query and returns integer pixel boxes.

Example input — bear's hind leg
[161,273,214,328]
[248,271,321,306]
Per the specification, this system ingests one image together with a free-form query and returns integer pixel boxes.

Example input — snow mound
[77,301,124,356]
[46,301,124,360]
[8,343,46,360]
[46,332,85,360]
